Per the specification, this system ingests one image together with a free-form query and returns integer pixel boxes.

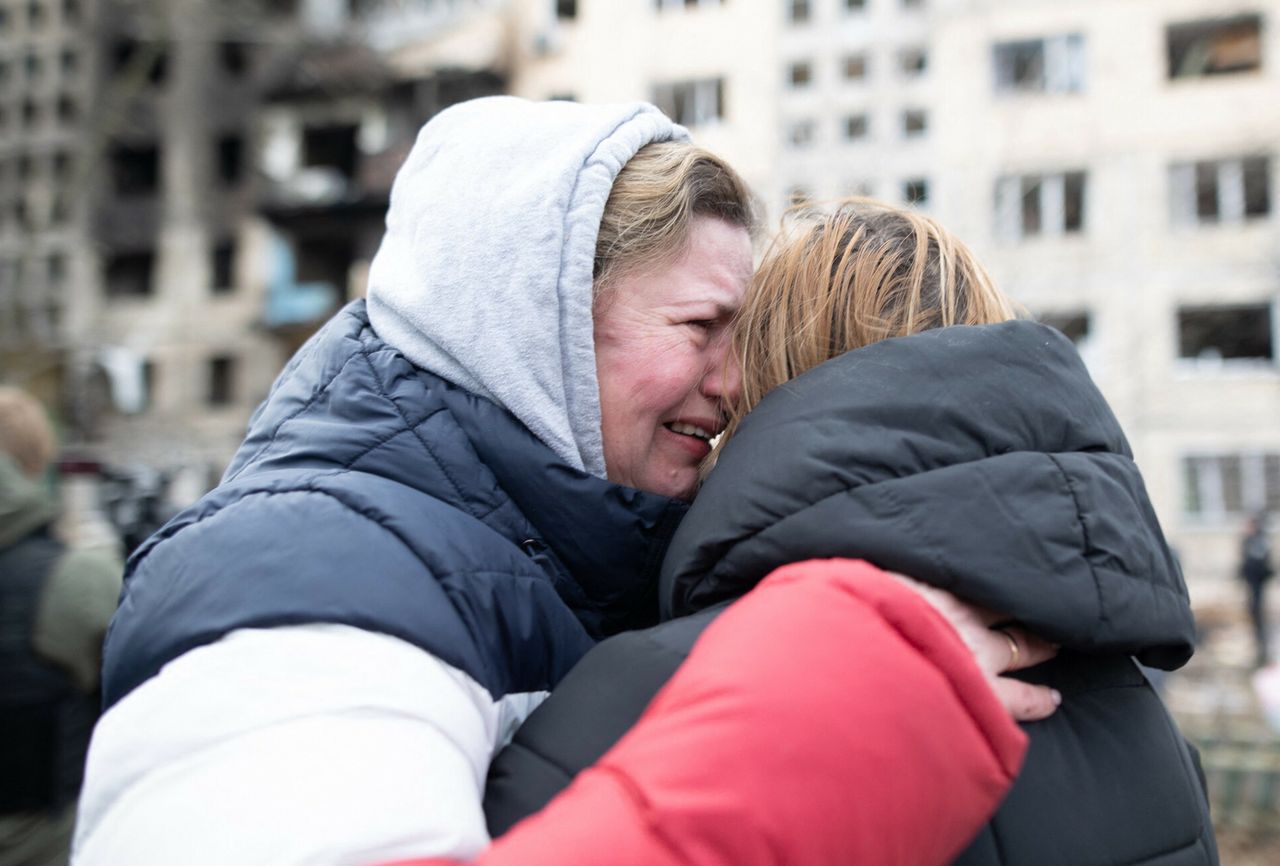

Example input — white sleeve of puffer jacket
[71,624,546,866]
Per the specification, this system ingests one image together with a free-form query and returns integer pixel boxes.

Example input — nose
[701,335,743,408]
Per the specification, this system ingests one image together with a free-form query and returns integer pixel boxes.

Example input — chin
[653,473,699,502]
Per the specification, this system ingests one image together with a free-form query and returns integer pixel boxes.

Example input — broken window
[217,134,244,185]
[1167,16,1262,79]
[220,42,250,77]
[49,194,69,225]
[56,93,77,124]
[208,355,236,406]
[788,60,813,87]
[302,125,358,181]
[27,2,45,29]
[140,358,156,411]
[47,252,66,289]
[52,150,70,180]
[789,0,810,24]
[1170,156,1270,226]
[110,143,159,196]
[104,251,154,298]
[898,47,927,78]
[297,237,354,297]
[843,54,868,81]
[843,113,869,141]
[1184,454,1280,518]
[112,40,168,85]
[903,178,929,206]
[556,0,577,19]
[212,241,235,293]
[62,0,79,24]
[994,34,1085,94]
[60,48,78,75]
[787,119,815,148]
[994,171,1086,239]
[1038,311,1090,344]
[1178,304,1274,362]
[902,109,927,138]
[26,52,43,83]
[265,0,299,17]
[651,78,724,127]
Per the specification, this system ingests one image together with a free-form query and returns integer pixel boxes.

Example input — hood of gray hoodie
[366,96,689,478]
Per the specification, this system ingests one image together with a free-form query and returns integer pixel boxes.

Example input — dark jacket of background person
[1240,516,1273,667]
[485,321,1218,866]
[1241,520,1273,587]
[0,455,120,866]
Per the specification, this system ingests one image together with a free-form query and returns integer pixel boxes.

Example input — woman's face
[594,215,752,501]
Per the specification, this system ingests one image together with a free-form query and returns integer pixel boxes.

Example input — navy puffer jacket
[102,301,685,709]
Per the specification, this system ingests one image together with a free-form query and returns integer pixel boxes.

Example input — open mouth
[664,421,715,442]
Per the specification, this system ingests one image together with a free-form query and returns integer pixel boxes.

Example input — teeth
[667,422,712,440]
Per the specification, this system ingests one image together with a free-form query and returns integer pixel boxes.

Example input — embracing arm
[381,559,1030,866]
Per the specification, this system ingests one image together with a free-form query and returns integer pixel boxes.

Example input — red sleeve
[380,558,1027,866]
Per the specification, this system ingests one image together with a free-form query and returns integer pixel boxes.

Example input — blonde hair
[0,386,57,479]
[714,197,1020,462]
[594,141,757,297]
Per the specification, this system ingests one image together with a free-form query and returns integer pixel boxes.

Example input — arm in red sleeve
[382,558,1027,866]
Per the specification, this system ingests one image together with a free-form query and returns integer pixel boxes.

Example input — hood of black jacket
[660,321,1195,670]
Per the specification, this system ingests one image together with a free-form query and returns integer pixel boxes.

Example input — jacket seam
[1116,829,1211,865]
[878,483,955,590]
[355,346,488,524]
[341,406,450,471]
[225,351,362,483]
[1045,453,1110,627]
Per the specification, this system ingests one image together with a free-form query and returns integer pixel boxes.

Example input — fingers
[996,626,1057,672]
[993,678,1061,722]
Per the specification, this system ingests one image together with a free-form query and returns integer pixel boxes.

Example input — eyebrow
[670,299,739,319]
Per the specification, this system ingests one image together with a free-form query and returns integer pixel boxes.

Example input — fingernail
[1051,689,1062,706]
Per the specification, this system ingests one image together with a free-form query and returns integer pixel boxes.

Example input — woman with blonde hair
[483,198,1217,866]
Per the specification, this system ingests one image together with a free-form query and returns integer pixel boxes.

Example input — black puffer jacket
[485,321,1216,865]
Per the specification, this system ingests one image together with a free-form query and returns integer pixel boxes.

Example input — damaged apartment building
[2,0,1276,587]
[0,0,504,508]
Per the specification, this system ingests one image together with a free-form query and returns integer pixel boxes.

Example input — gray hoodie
[366,97,690,478]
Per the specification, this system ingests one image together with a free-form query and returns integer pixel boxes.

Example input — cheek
[619,359,698,414]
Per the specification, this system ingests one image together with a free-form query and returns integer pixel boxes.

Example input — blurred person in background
[1241,511,1274,667]
[483,199,1217,866]
[72,99,1053,866]
[0,387,122,866]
